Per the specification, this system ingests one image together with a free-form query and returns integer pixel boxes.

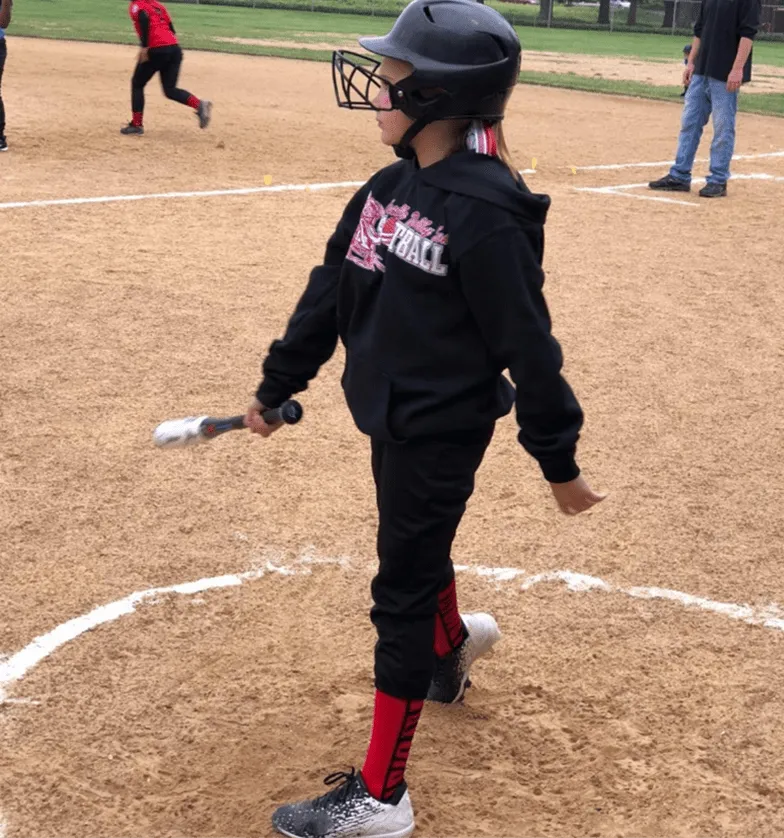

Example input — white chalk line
[581,173,784,192]
[0,180,368,211]
[575,150,784,171]
[0,169,536,212]
[575,187,697,207]
[2,548,783,707]
[576,171,784,206]
[3,150,781,211]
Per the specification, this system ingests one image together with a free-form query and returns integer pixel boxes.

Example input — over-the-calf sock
[361,690,423,801]
[434,578,466,657]
[186,95,201,110]
[131,112,143,127]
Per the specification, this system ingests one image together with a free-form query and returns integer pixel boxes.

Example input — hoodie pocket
[341,352,403,443]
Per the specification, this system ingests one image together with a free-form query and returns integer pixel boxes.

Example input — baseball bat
[153,400,303,449]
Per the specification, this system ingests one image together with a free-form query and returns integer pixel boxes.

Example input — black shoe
[120,123,144,136]
[196,100,212,129]
[271,768,415,838]
[0,136,8,152]
[649,174,690,192]
[699,182,727,198]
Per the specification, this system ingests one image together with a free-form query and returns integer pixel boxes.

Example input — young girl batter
[246,2,605,834]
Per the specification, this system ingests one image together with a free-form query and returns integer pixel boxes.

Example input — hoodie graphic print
[346,194,449,277]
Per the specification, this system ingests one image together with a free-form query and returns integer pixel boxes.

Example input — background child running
[121,0,211,136]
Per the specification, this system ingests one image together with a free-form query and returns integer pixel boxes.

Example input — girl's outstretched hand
[549,475,607,516]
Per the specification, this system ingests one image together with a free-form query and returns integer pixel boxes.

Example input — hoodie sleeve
[255,180,372,409]
[458,225,584,483]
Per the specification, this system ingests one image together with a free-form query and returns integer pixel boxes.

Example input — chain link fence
[173,0,784,39]
[534,0,784,35]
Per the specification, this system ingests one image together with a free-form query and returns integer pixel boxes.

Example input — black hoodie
[257,152,583,483]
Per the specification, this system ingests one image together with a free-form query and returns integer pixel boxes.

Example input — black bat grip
[262,399,303,425]
[199,400,302,440]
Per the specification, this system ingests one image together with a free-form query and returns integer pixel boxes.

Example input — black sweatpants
[0,38,7,137]
[370,426,494,700]
[131,44,194,113]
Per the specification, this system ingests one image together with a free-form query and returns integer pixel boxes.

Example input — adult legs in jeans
[670,74,712,184]
[707,76,738,185]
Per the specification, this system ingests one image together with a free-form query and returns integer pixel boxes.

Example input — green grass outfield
[12,0,784,115]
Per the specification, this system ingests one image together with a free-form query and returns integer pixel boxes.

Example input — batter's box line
[573,150,784,172]
[575,172,784,206]
[1,546,783,706]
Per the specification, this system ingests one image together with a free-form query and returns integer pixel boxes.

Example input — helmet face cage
[334,49,512,124]
[332,51,398,112]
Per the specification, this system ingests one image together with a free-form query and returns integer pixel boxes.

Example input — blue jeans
[670,74,738,186]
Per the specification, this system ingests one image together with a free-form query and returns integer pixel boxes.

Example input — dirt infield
[1,37,784,838]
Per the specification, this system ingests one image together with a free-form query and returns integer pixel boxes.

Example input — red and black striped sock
[362,690,423,801]
[186,95,200,110]
[434,578,466,657]
[131,112,143,127]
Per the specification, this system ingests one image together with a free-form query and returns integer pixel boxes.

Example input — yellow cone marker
[264,175,273,186]
[531,157,537,170]
[571,166,577,175]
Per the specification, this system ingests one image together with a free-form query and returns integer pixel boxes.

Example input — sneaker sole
[451,671,471,704]
[274,824,415,838]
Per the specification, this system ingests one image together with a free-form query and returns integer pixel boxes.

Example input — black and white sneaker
[427,612,501,704]
[0,135,8,151]
[197,100,212,129]
[272,768,414,838]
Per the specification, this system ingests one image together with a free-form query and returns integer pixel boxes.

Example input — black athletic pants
[370,426,494,700]
[131,45,193,113]
[0,39,7,137]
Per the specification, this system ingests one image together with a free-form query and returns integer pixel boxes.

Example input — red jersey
[129,0,178,49]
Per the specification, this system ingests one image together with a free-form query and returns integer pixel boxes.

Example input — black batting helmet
[332,0,521,156]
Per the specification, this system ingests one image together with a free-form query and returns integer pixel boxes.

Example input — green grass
[168,0,676,33]
[520,70,784,114]
[11,0,784,114]
[13,0,784,63]
[519,27,783,63]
